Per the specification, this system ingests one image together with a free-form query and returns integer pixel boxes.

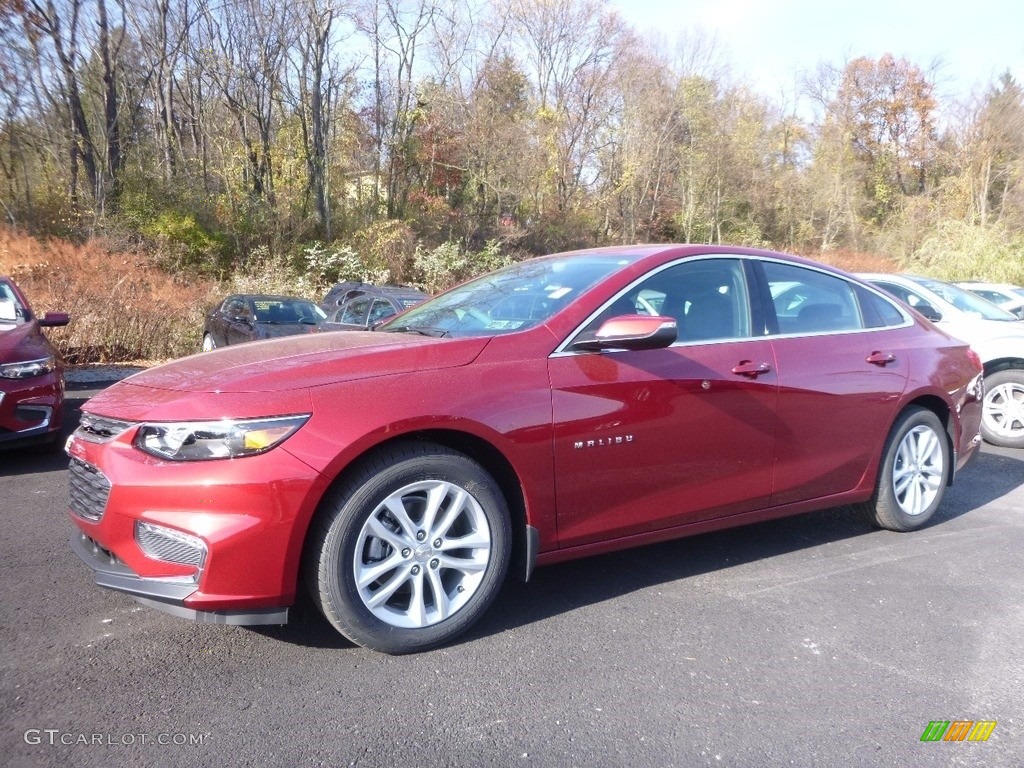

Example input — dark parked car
[67,245,983,654]
[1,276,70,448]
[202,294,326,351]
[318,284,428,332]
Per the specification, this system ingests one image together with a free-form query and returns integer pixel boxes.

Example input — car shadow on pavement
[255,448,1024,650]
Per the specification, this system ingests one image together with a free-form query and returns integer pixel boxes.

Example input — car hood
[85,331,489,418]
[0,321,52,364]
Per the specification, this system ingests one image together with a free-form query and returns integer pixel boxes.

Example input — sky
[610,0,1024,107]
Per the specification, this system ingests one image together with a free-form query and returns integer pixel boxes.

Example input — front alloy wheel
[306,442,511,653]
[354,479,493,629]
[981,370,1024,448]
[858,406,949,532]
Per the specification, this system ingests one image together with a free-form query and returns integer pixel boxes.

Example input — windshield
[252,298,326,324]
[914,278,1019,321]
[0,281,27,329]
[378,254,633,337]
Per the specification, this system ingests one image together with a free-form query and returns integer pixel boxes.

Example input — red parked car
[65,246,983,653]
[1,276,70,449]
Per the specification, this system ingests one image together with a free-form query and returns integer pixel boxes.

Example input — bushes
[905,220,1024,283]
[0,227,211,363]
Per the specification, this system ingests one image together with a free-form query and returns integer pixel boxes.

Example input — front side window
[340,298,371,325]
[368,299,397,325]
[576,257,751,344]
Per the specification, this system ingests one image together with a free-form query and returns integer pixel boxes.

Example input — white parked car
[861,273,1024,448]
[957,282,1024,320]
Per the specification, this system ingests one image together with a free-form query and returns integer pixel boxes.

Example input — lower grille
[69,457,111,522]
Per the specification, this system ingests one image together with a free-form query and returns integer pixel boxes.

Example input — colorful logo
[920,720,997,742]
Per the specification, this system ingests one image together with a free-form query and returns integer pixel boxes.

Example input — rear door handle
[731,361,772,378]
[866,351,896,367]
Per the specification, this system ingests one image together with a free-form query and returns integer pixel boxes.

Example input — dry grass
[812,248,900,274]
[0,227,215,363]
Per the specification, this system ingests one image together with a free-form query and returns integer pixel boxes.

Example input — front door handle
[731,360,772,378]
[866,351,896,366]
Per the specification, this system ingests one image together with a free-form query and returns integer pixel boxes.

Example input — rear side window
[856,285,906,328]
[764,262,861,334]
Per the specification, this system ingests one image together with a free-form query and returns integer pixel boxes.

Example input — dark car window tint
[765,262,861,334]
[224,298,249,318]
[368,300,397,325]
[856,285,906,328]
[581,258,750,343]
[340,298,371,325]
[872,281,926,308]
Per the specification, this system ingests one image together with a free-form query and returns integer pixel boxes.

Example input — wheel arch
[298,428,534,593]
[983,357,1024,377]
[902,393,955,487]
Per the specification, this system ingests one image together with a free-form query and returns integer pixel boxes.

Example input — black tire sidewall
[981,369,1024,449]
[873,407,949,531]
[318,448,511,653]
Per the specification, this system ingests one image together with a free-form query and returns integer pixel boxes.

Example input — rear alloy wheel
[202,333,217,352]
[305,442,511,653]
[857,406,949,532]
[981,369,1024,448]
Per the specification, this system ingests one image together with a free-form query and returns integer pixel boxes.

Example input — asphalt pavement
[1,380,1021,767]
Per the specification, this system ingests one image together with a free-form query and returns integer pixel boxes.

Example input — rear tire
[304,442,511,654]
[981,369,1024,448]
[857,406,949,532]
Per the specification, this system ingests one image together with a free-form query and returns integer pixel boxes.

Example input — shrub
[906,220,1024,283]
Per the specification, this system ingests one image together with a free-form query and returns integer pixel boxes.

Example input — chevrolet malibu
[1,276,70,448]
[66,246,984,653]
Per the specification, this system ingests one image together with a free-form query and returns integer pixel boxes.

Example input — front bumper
[71,530,288,625]
[66,423,329,622]
[0,371,64,446]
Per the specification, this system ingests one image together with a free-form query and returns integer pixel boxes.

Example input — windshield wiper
[384,325,449,337]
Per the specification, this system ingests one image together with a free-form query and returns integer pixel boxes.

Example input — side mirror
[39,311,70,327]
[572,315,677,352]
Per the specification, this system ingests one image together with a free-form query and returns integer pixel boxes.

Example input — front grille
[69,457,111,522]
[75,414,133,443]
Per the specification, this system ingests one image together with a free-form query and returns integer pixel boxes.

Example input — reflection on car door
[549,257,778,548]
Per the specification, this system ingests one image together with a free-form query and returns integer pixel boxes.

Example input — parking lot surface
[1,381,1021,767]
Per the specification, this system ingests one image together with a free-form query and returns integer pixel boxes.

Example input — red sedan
[65,246,983,653]
[1,276,70,449]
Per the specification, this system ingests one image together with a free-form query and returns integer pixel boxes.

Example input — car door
[758,261,910,505]
[549,256,778,548]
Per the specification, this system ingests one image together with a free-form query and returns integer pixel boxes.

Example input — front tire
[857,406,949,532]
[202,333,217,352]
[305,442,511,653]
[981,369,1024,448]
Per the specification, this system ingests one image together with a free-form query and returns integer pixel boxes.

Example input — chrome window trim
[551,254,914,358]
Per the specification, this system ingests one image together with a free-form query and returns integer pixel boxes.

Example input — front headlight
[133,414,310,461]
[0,355,56,379]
